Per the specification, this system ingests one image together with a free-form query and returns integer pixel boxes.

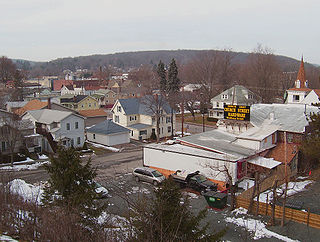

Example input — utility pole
[281,131,288,227]
[181,88,184,137]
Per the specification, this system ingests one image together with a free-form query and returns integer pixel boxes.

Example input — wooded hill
[13,49,317,77]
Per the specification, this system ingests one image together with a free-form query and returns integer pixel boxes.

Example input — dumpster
[204,191,227,209]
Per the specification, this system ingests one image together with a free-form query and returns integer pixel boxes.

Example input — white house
[301,89,320,105]
[60,84,85,96]
[209,85,260,119]
[285,57,316,105]
[86,119,130,146]
[111,96,175,140]
[22,109,85,151]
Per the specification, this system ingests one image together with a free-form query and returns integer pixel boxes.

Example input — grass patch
[177,114,216,126]
[87,144,112,155]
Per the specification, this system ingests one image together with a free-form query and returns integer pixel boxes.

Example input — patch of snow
[9,179,44,205]
[238,179,255,190]
[87,141,120,152]
[126,186,151,195]
[165,139,176,145]
[0,235,19,242]
[256,180,313,203]
[0,161,49,171]
[38,154,48,159]
[232,207,248,216]
[24,157,34,162]
[225,216,299,241]
[182,192,199,199]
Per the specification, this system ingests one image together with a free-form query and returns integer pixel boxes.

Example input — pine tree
[42,146,104,222]
[131,178,225,241]
[157,60,167,93]
[301,112,320,170]
[167,58,180,94]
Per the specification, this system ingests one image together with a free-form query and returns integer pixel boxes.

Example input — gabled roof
[79,109,108,117]
[15,99,48,116]
[115,96,173,115]
[87,119,129,135]
[63,84,74,90]
[25,109,84,124]
[60,95,89,103]
[211,85,260,105]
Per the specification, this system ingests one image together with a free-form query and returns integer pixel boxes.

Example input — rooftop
[87,119,130,135]
[15,99,48,116]
[79,109,108,117]
[25,109,83,124]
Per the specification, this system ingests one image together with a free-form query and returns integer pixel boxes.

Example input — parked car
[170,170,217,194]
[94,182,109,198]
[133,167,166,186]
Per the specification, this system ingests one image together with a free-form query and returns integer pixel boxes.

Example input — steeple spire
[296,56,307,88]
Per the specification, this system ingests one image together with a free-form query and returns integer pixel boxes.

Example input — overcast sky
[0,0,319,64]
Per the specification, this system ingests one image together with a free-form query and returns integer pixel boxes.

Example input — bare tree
[0,114,25,165]
[241,44,282,103]
[0,56,16,84]
[183,91,198,120]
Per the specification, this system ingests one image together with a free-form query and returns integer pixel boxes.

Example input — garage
[87,119,130,146]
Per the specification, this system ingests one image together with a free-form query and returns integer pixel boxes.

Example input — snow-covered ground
[87,141,120,152]
[0,161,49,171]
[256,180,312,203]
[9,179,44,205]
[238,179,255,190]
[38,154,48,160]
[225,207,299,241]
[0,234,19,242]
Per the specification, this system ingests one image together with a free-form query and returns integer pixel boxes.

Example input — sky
[0,0,319,64]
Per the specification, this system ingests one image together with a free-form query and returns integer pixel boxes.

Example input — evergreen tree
[301,112,320,170]
[167,58,180,94]
[42,147,103,222]
[157,60,167,93]
[131,178,225,241]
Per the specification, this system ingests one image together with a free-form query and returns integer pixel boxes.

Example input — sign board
[223,104,250,121]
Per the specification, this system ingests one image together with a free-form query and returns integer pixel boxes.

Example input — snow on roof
[178,129,256,160]
[145,143,241,162]
[247,156,281,169]
[250,103,319,133]
[236,121,279,141]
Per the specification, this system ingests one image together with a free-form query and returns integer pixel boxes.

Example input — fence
[236,197,320,229]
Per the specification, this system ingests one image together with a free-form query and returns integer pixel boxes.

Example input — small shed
[87,119,130,146]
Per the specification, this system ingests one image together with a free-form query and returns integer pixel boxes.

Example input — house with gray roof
[87,119,130,146]
[209,85,260,119]
[111,96,175,140]
[22,109,85,151]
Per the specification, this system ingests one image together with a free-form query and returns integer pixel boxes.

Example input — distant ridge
[10,49,318,77]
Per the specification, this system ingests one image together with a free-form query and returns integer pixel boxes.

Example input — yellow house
[60,95,99,111]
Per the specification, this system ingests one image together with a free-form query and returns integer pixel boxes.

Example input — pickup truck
[170,170,218,194]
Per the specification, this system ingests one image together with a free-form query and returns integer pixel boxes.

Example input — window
[222,94,228,99]
[75,122,79,129]
[131,130,134,136]
[217,112,220,117]
[70,139,74,147]
[77,137,81,145]
[161,117,164,123]
[93,134,96,139]
[248,94,253,99]
[115,115,119,123]
[66,123,70,130]
[216,102,219,107]
[113,94,116,98]
[132,93,135,96]
[166,117,171,123]
[74,104,78,109]
[162,127,163,134]
[81,104,84,108]
[106,94,109,98]
[139,130,147,135]
[135,116,137,120]
[293,95,300,102]
[63,140,67,145]
[117,106,121,112]
[129,116,132,121]
[89,103,92,107]
[152,117,155,124]
[168,126,171,133]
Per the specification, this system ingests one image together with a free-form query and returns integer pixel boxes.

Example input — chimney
[47,97,51,109]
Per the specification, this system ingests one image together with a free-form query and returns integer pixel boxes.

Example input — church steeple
[295,56,308,88]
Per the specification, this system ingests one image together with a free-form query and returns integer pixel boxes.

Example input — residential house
[79,109,109,127]
[0,109,41,156]
[60,95,99,111]
[6,101,28,113]
[22,109,85,152]
[285,57,320,105]
[111,96,175,140]
[87,119,130,146]
[209,85,260,119]
[60,84,85,96]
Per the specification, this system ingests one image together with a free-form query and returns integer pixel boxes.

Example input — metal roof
[87,119,130,135]
[26,109,83,124]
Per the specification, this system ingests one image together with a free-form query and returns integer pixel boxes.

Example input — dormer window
[295,80,301,88]
[305,80,308,88]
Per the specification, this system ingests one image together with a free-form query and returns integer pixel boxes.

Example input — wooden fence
[236,197,320,229]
